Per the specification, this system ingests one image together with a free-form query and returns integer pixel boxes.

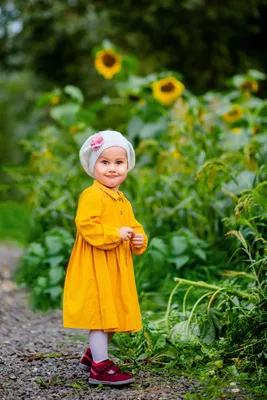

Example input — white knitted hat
[79,130,135,178]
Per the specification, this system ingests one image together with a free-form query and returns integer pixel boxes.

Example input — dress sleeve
[128,202,148,256]
[75,189,121,250]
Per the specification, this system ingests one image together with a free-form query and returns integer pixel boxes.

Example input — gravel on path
[0,244,198,399]
[0,244,257,400]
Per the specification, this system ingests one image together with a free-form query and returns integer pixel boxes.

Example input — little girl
[63,130,148,386]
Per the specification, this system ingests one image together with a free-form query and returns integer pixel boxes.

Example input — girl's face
[93,147,128,192]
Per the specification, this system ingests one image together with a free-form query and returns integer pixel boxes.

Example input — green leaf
[127,116,144,141]
[36,92,60,108]
[49,267,64,284]
[170,321,200,341]
[46,286,62,300]
[169,255,190,269]
[154,336,166,351]
[208,309,222,331]
[149,237,168,255]
[36,277,47,288]
[207,359,224,368]
[170,236,187,254]
[73,129,94,147]
[139,117,167,139]
[232,74,245,88]
[232,296,240,306]
[45,235,63,255]
[102,39,116,50]
[256,101,267,117]
[222,169,256,194]
[136,353,147,361]
[200,319,216,344]
[220,131,251,152]
[28,243,45,258]
[193,248,207,261]
[248,69,266,80]
[64,85,84,104]
[46,255,64,267]
[228,365,240,377]
[50,103,79,126]
[24,255,41,269]
[149,249,165,263]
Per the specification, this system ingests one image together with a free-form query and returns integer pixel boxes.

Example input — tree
[1,0,267,94]
[0,0,111,98]
[91,0,267,93]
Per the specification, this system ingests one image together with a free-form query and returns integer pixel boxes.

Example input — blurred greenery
[9,66,266,394]
[1,0,267,94]
[1,2,267,396]
[0,71,43,199]
[1,0,267,202]
[0,201,32,244]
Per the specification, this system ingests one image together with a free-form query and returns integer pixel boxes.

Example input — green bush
[10,55,267,394]
[15,227,74,310]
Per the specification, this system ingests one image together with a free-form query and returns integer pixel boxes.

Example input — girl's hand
[130,233,144,249]
[119,227,135,241]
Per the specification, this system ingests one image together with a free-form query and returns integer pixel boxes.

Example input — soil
[0,244,256,400]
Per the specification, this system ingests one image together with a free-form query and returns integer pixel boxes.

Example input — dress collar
[93,180,125,200]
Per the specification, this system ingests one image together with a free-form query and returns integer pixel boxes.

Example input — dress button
[120,211,123,215]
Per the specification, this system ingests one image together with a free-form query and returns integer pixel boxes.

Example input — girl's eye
[102,160,108,164]
[116,161,123,164]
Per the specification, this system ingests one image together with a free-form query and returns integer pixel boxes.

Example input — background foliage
[1,1,267,397]
[2,0,267,94]
[10,58,267,395]
[2,0,267,199]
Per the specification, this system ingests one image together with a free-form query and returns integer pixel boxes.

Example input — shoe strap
[109,365,120,373]
[95,360,115,372]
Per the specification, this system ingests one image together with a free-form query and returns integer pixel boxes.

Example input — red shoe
[79,348,92,372]
[89,359,134,386]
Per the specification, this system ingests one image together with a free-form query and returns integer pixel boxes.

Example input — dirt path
[1,243,258,400]
[0,244,200,399]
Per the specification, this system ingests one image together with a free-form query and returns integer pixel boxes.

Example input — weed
[70,380,88,390]
[69,334,88,343]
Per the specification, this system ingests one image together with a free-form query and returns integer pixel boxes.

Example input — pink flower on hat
[90,133,104,150]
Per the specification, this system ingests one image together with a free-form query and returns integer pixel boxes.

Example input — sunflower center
[103,54,116,67]
[160,82,175,93]
[242,81,252,90]
[229,109,239,117]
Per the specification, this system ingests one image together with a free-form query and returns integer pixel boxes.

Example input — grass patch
[0,201,32,245]
[70,380,88,390]
[69,334,88,343]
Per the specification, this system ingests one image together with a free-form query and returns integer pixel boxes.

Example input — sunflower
[43,150,53,159]
[69,125,78,134]
[152,77,184,106]
[94,49,121,79]
[231,128,242,135]
[51,96,60,105]
[241,80,259,93]
[222,104,243,123]
[171,149,181,159]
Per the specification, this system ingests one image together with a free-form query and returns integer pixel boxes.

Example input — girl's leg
[88,331,133,385]
[89,330,108,363]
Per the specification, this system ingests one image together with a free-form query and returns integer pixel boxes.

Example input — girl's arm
[75,189,121,250]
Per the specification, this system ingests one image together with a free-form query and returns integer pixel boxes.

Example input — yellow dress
[63,180,148,332]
